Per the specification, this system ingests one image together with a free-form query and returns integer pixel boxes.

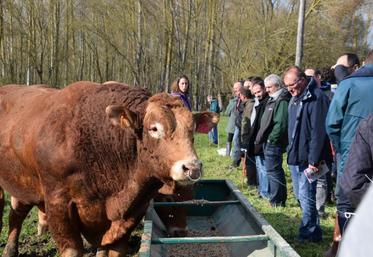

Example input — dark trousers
[245,155,257,186]
[335,153,355,235]
[264,143,287,206]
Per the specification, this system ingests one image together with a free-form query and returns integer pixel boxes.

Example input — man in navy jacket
[285,66,331,243]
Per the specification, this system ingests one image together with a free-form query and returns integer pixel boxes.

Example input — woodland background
[0,0,372,110]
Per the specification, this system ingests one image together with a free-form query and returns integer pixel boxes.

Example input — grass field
[0,115,335,257]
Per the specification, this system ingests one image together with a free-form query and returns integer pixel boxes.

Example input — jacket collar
[269,87,286,101]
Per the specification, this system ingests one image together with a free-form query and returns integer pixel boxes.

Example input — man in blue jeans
[284,66,332,242]
[254,74,290,206]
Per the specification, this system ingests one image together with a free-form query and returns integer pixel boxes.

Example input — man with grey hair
[254,74,291,206]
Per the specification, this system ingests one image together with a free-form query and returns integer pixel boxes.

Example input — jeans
[316,174,328,215]
[290,164,299,200]
[289,165,322,241]
[264,143,287,205]
[208,126,218,144]
[255,155,268,199]
[231,126,241,164]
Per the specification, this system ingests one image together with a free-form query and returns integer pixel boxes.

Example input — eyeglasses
[286,77,302,88]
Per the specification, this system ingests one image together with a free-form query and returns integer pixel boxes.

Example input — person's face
[207,95,212,103]
[265,82,280,96]
[243,80,254,93]
[305,68,321,86]
[284,72,306,97]
[233,82,241,97]
[178,78,189,93]
[239,93,246,101]
[252,84,266,100]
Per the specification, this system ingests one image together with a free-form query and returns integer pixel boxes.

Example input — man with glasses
[284,66,332,243]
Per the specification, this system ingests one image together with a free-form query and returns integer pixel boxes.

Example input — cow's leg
[3,197,32,257]
[95,248,108,257]
[107,234,129,257]
[0,187,4,233]
[95,234,129,257]
[45,194,83,257]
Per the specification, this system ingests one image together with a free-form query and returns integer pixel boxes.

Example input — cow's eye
[148,123,165,139]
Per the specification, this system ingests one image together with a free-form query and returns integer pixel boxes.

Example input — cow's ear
[193,112,219,134]
[106,105,141,130]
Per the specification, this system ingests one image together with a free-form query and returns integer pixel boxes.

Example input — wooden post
[295,0,306,67]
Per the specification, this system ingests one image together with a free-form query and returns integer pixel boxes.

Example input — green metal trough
[139,179,300,257]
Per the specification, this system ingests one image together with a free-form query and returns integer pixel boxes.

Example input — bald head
[233,81,242,97]
[304,68,315,77]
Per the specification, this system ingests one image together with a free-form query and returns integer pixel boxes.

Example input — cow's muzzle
[183,160,202,182]
[171,159,202,183]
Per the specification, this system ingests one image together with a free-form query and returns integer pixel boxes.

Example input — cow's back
[0,81,151,204]
[0,84,59,202]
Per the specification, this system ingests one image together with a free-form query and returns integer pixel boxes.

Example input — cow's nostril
[182,164,189,172]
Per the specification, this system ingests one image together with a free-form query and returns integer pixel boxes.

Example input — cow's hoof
[96,248,108,257]
[37,223,48,236]
[2,243,18,257]
[61,248,80,257]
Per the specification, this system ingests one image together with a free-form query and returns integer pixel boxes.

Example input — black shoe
[231,160,240,167]
[318,211,328,219]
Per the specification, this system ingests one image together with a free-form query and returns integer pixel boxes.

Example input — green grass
[197,115,335,257]
[0,115,335,256]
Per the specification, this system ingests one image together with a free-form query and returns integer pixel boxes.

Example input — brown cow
[0,81,218,257]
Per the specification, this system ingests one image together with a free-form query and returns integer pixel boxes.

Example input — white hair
[264,74,284,88]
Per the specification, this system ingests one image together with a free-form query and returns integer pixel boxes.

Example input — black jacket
[243,95,269,155]
[340,115,373,208]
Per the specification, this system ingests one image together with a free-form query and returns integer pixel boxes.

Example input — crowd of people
[222,50,373,256]
[169,50,373,256]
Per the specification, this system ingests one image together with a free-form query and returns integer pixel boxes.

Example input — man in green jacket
[255,74,291,206]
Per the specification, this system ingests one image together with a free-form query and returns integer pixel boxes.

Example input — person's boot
[225,142,232,157]
[324,214,342,257]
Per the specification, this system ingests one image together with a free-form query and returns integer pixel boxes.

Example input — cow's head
[105,93,219,185]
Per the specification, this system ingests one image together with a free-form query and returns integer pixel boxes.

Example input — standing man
[305,67,332,217]
[207,95,220,145]
[255,74,290,206]
[225,81,242,158]
[284,66,331,242]
[246,78,269,196]
[239,87,256,186]
[325,50,373,256]
[243,78,267,198]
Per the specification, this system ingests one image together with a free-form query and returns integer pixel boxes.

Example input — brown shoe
[324,213,341,257]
